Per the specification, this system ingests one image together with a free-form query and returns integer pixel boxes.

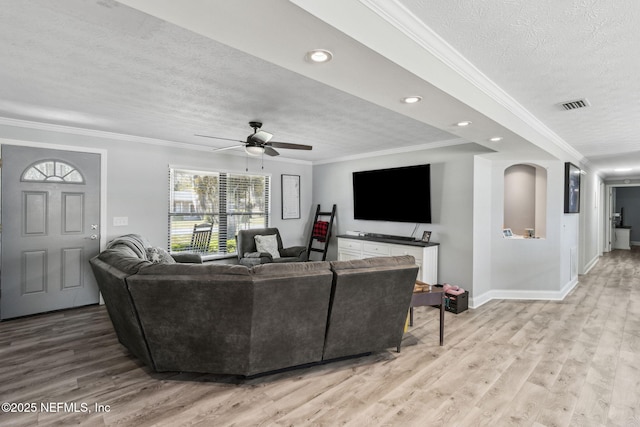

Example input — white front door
[1,145,101,319]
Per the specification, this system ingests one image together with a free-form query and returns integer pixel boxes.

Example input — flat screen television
[352,164,431,223]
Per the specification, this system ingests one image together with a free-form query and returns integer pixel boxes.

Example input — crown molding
[358,0,585,163]
[313,137,470,165]
[0,117,312,166]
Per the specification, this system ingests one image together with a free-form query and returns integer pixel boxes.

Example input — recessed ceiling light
[615,168,632,172]
[489,136,503,142]
[305,49,333,63]
[456,121,472,127]
[401,96,422,104]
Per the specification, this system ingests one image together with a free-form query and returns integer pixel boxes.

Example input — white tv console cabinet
[337,234,439,285]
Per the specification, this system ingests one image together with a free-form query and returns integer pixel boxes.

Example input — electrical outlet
[113,217,128,226]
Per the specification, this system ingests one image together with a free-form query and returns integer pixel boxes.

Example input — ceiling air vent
[559,98,591,111]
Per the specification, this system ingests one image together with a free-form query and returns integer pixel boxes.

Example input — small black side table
[409,287,445,346]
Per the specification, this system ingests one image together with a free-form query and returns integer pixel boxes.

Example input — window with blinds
[169,168,270,256]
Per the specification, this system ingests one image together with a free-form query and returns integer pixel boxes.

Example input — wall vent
[559,98,591,111]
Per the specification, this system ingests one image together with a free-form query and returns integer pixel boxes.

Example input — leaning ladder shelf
[307,204,336,261]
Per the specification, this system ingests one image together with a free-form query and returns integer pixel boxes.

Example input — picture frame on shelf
[421,231,432,243]
[502,228,513,238]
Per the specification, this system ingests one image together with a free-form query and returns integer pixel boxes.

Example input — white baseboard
[583,254,600,275]
[469,277,580,309]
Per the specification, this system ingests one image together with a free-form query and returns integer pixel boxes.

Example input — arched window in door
[21,159,84,183]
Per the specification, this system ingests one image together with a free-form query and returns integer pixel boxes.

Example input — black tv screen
[353,164,431,223]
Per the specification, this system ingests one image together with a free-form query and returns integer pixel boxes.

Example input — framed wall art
[564,162,581,214]
[281,174,300,219]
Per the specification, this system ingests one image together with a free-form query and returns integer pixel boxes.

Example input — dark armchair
[237,227,307,266]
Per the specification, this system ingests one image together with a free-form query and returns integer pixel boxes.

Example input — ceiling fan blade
[212,144,243,153]
[251,130,273,144]
[195,134,244,143]
[264,146,280,157]
[269,141,313,150]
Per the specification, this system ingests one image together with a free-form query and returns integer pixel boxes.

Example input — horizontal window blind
[169,168,270,255]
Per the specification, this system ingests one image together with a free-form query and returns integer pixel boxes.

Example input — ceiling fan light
[245,145,264,156]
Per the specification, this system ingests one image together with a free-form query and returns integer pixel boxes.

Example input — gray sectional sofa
[89,234,418,377]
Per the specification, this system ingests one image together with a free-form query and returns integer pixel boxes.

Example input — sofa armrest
[280,246,308,261]
[171,253,203,264]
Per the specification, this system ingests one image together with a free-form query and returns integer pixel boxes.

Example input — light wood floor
[1,250,639,427]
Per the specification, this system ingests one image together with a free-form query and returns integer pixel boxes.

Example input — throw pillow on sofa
[145,247,176,264]
[254,234,280,259]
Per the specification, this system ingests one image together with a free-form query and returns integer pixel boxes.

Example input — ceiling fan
[195,121,312,157]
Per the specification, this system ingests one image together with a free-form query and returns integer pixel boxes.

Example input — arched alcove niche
[503,163,547,238]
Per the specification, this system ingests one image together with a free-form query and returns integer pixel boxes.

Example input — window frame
[168,166,271,259]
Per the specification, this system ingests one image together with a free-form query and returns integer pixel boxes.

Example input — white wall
[579,168,604,272]
[0,124,313,251]
[504,164,536,235]
[313,143,491,289]
[473,153,578,307]
[472,156,493,300]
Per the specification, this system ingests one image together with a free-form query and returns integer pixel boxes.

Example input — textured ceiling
[398,0,640,176]
[0,0,458,163]
[1,0,639,176]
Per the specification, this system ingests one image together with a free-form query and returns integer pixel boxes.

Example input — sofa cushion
[330,255,416,271]
[254,234,280,259]
[169,252,203,264]
[252,261,331,276]
[323,255,419,360]
[137,262,251,277]
[146,247,176,264]
[272,256,306,264]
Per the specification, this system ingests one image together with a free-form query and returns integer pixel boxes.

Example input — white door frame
[1,138,107,252]
[604,182,640,253]
[604,185,613,253]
